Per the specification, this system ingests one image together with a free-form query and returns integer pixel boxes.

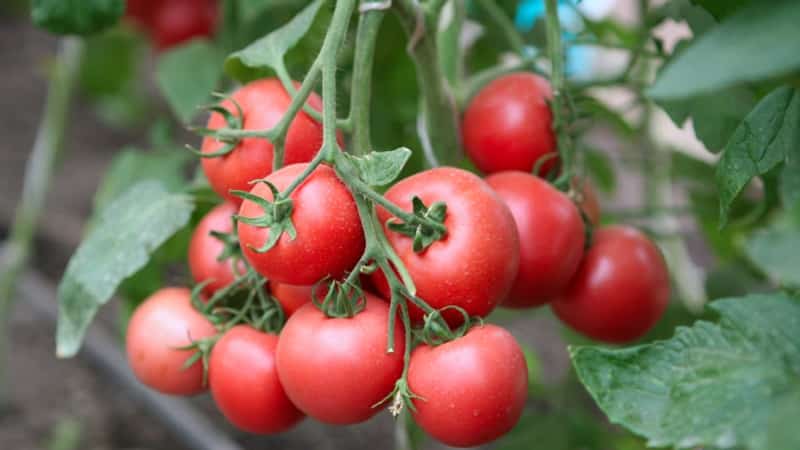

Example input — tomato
[201,79,330,205]
[462,73,557,175]
[486,171,585,308]
[209,325,304,433]
[551,225,670,343]
[573,177,601,225]
[188,202,246,297]
[126,287,217,395]
[374,167,519,325]
[409,325,528,447]
[276,294,404,424]
[238,163,365,285]
[150,0,217,50]
[270,282,313,318]
[125,0,156,28]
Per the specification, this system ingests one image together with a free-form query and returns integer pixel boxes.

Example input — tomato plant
[12,0,800,449]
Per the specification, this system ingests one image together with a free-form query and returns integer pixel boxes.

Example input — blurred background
[0,0,731,449]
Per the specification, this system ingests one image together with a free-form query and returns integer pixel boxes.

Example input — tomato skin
[276,295,404,424]
[201,79,329,205]
[188,202,245,297]
[238,163,365,285]
[209,325,304,433]
[374,167,519,325]
[150,0,217,50]
[462,73,557,175]
[270,282,313,318]
[409,325,528,447]
[551,225,670,343]
[486,171,585,308]
[126,287,217,395]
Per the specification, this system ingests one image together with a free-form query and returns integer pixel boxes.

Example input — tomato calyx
[386,196,447,253]
[311,279,367,318]
[232,181,297,253]
[418,306,476,346]
[188,95,250,158]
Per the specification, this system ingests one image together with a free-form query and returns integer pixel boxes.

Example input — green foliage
[689,0,752,20]
[745,214,800,287]
[716,87,800,224]
[56,182,194,357]
[572,293,800,450]
[31,0,123,35]
[156,40,224,122]
[649,0,800,99]
[583,148,616,193]
[225,0,324,81]
[345,148,412,187]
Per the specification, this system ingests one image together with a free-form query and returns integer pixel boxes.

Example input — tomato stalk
[348,7,385,156]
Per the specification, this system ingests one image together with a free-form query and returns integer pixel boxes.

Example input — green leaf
[224,0,324,81]
[56,182,194,357]
[649,0,800,100]
[780,144,800,209]
[79,28,144,97]
[348,148,412,186]
[583,148,616,193]
[716,87,800,224]
[689,0,751,20]
[156,40,223,122]
[745,223,800,287]
[31,0,123,35]
[92,148,190,214]
[572,293,800,450]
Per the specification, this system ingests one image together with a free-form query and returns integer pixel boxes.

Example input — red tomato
[409,325,528,447]
[150,0,217,50]
[551,225,670,343]
[270,282,313,318]
[238,163,365,285]
[188,202,246,297]
[201,79,329,205]
[125,0,156,28]
[126,287,217,395]
[276,295,404,424]
[209,325,304,433]
[374,167,519,325]
[486,171,585,308]
[462,73,557,175]
[573,177,601,225]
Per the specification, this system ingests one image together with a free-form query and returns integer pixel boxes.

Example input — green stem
[458,54,540,107]
[272,61,322,170]
[349,7,386,156]
[393,0,461,167]
[474,0,526,54]
[0,37,83,407]
[544,0,574,189]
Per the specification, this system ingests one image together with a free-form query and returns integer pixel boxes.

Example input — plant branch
[349,6,386,156]
[544,0,575,189]
[474,0,526,54]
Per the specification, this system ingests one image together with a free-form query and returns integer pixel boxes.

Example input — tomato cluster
[125,0,218,50]
[125,74,670,447]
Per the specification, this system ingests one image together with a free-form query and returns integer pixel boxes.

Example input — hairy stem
[349,7,386,156]
[544,0,575,188]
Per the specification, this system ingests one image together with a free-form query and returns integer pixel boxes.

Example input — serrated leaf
[649,0,800,100]
[572,293,800,450]
[745,224,800,287]
[224,0,324,81]
[349,148,412,186]
[716,87,800,224]
[31,0,123,36]
[56,182,194,357]
[156,40,223,122]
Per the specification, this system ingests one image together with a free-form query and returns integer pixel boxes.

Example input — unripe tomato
[238,163,365,285]
[188,202,245,297]
[126,287,216,395]
[409,325,528,447]
[150,0,217,50]
[462,73,557,175]
[270,282,313,318]
[552,225,670,343]
[486,171,585,308]
[201,79,329,205]
[276,295,404,424]
[374,167,519,325]
[209,325,304,433]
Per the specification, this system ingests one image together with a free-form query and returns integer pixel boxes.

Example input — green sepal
[387,197,447,253]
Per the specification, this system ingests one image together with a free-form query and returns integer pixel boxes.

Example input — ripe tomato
[270,282,313,318]
[462,73,557,175]
[276,294,404,424]
[238,163,365,285]
[201,79,329,205]
[409,325,528,447]
[188,202,246,297]
[551,225,670,343]
[209,325,304,433]
[150,0,217,50]
[374,167,519,325]
[573,177,601,225]
[486,171,585,308]
[126,287,217,395]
